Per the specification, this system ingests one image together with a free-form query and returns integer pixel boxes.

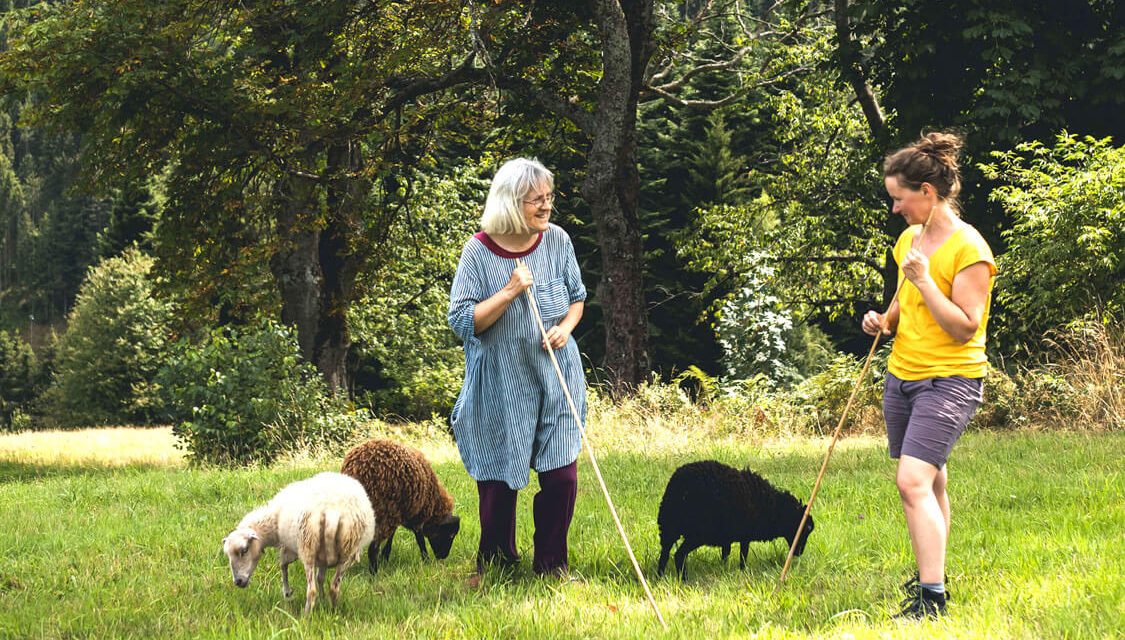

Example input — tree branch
[834,0,885,139]
[776,254,883,273]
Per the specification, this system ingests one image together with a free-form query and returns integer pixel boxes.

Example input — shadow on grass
[0,460,171,483]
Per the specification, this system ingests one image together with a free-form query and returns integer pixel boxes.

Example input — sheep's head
[422,514,461,560]
[789,512,815,557]
[222,527,264,588]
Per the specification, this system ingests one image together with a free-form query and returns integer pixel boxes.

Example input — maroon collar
[474,231,543,258]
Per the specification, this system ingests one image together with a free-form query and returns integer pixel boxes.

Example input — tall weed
[985,319,1124,431]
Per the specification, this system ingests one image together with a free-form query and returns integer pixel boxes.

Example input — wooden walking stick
[778,209,935,586]
[516,259,668,630]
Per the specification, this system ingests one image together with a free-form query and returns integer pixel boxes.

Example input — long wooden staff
[778,209,934,585]
[516,258,668,630]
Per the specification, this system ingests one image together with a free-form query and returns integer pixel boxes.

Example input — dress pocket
[534,277,571,321]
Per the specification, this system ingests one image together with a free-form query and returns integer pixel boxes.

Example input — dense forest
[0,0,1121,438]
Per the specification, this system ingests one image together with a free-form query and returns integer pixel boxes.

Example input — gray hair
[480,158,554,235]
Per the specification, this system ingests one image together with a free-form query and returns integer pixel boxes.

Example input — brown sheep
[341,439,461,573]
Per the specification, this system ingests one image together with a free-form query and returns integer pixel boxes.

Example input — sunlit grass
[0,426,184,467]
[0,426,1120,639]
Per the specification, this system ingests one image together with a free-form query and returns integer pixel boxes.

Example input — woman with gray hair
[448,158,587,577]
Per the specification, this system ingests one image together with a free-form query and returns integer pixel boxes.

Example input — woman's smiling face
[884,175,933,225]
[522,181,553,233]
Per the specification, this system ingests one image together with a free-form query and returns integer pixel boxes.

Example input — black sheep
[657,460,814,579]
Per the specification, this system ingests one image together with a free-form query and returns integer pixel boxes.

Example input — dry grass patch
[0,426,184,467]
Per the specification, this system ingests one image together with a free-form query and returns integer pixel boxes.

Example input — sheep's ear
[247,531,259,541]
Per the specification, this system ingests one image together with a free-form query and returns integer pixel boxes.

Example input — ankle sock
[920,581,945,595]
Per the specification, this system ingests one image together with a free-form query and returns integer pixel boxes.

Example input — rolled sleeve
[448,243,482,342]
[562,233,587,303]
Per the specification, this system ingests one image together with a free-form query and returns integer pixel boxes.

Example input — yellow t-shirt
[888,224,997,380]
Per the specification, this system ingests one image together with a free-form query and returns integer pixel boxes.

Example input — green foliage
[0,329,37,430]
[349,162,486,419]
[681,25,886,328]
[158,319,364,466]
[853,0,1124,145]
[716,253,833,387]
[0,0,486,389]
[981,134,1124,348]
[786,349,887,435]
[44,249,174,426]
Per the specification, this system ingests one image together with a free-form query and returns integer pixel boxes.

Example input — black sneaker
[902,571,951,601]
[894,586,948,620]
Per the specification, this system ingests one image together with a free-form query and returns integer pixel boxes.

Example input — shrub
[973,318,1122,431]
[715,255,834,388]
[45,249,175,426]
[981,134,1125,349]
[786,349,887,435]
[158,318,364,465]
[0,330,39,431]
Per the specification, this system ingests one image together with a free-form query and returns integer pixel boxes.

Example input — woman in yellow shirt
[861,132,997,619]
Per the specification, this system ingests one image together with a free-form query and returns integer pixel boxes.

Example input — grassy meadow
[0,424,1121,639]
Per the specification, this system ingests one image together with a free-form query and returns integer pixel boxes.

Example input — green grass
[0,428,1121,639]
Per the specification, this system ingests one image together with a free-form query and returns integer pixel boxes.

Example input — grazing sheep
[222,472,374,615]
[341,438,461,573]
[657,460,815,579]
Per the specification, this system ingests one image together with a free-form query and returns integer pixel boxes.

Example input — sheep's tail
[321,509,341,566]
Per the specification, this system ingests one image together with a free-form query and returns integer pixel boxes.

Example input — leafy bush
[158,319,364,465]
[786,350,887,435]
[981,134,1125,348]
[716,256,834,387]
[44,249,175,426]
[0,330,39,431]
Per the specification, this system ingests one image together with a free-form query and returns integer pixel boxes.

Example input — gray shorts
[883,373,984,468]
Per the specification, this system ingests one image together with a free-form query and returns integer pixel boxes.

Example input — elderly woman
[862,132,997,619]
[448,158,587,577]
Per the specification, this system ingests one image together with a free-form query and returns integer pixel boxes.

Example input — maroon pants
[477,461,577,574]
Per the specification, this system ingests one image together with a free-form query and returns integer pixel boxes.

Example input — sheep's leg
[316,564,327,595]
[329,559,350,607]
[657,538,675,577]
[739,542,749,570]
[367,539,381,574]
[380,528,396,561]
[413,529,429,559]
[303,563,318,615]
[674,537,703,580]
[279,548,297,599]
[720,544,731,562]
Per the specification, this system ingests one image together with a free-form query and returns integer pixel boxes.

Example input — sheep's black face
[424,515,461,560]
[792,514,815,557]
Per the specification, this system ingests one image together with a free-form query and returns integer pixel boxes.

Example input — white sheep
[222,471,375,615]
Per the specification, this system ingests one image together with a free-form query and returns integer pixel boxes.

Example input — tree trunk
[316,141,368,395]
[269,142,368,396]
[581,0,656,392]
[269,170,327,382]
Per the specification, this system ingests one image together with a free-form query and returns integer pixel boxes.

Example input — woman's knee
[932,466,948,495]
[538,461,577,491]
[896,459,938,503]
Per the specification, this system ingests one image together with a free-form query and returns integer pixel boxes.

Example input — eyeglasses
[522,192,555,207]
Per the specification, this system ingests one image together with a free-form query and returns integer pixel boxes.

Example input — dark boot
[902,571,952,601]
[894,586,948,619]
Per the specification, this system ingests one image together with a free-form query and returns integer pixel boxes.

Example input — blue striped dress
[448,223,588,490]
